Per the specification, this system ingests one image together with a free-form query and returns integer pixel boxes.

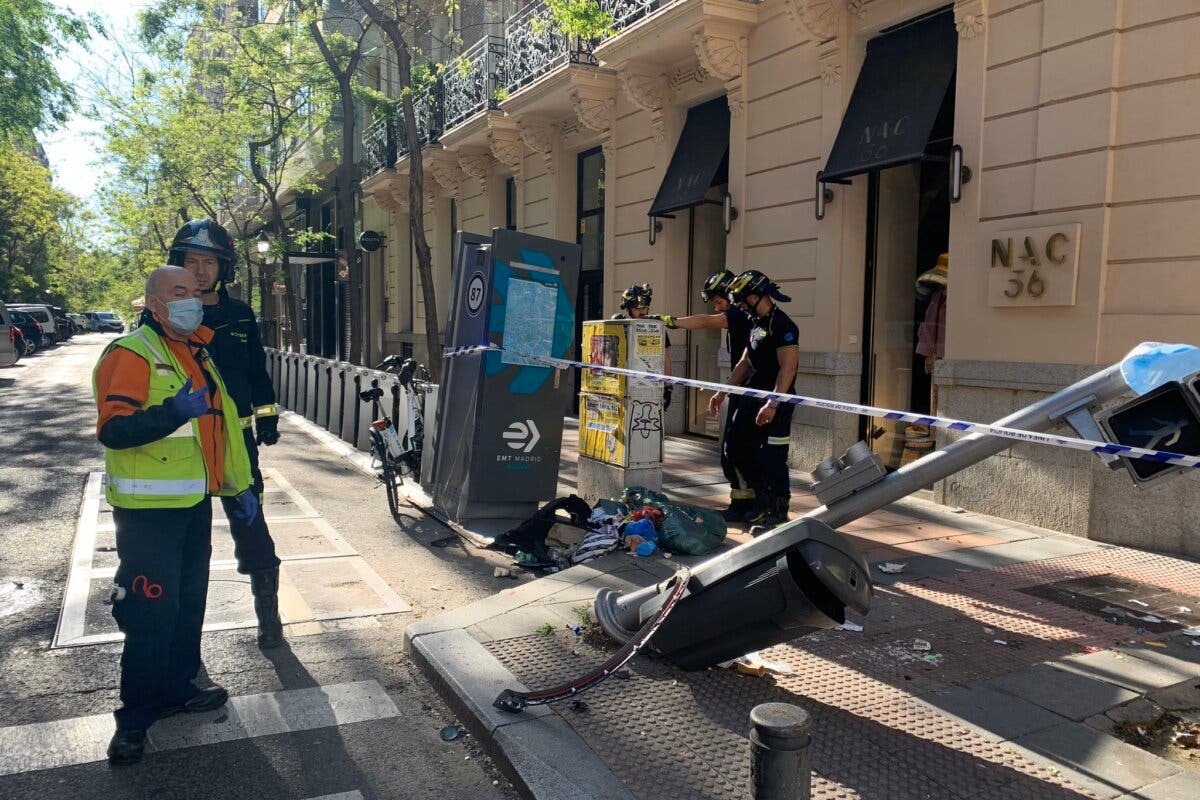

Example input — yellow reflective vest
[92,326,252,509]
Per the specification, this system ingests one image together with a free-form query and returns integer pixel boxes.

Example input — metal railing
[443,34,506,130]
[362,114,396,178]
[363,1,682,157]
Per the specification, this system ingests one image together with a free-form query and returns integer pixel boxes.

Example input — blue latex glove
[229,490,259,524]
[170,378,208,420]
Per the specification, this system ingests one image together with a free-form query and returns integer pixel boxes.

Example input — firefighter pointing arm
[93,266,256,765]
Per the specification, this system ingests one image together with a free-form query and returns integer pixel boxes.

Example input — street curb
[406,626,637,800]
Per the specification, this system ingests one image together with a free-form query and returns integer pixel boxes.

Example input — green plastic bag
[621,486,670,509]
[657,503,726,556]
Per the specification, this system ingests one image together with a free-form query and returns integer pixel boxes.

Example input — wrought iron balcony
[600,0,663,30]
[361,114,396,179]
[443,34,506,131]
[499,2,578,98]
[397,88,443,158]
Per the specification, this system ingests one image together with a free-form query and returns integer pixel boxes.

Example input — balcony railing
[397,88,442,158]
[361,114,396,179]
[362,1,681,165]
[443,34,506,130]
[600,0,663,30]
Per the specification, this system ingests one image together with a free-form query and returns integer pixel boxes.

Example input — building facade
[360,0,1200,556]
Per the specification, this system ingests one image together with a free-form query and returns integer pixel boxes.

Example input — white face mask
[165,298,204,334]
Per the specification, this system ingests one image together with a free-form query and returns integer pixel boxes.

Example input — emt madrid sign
[988,223,1080,307]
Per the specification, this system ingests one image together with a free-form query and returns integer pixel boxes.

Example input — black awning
[821,9,956,183]
[649,97,730,217]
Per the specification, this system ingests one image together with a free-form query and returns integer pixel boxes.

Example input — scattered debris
[1106,698,1165,727]
[721,650,795,676]
[878,562,907,575]
[1130,599,1150,607]
[429,535,458,548]
[440,725,462,742]
[836,621,864,632]
[922,654,943,665]
[1129,613,1163,624]
[569,700,590,713]
[493,567,514,578]
[984,627,995,635]
[1180,628,1200,637]
[913,639,932,652]
[1083,646,1103,654]
[949,507,966,513]
[1178,606,1193,613]
[613,669,631,681]
[993,639,1008,646]
[1144,641,1168,648]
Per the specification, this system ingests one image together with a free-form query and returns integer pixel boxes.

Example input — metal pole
[750,703,811,800]
[597,363,1130,640]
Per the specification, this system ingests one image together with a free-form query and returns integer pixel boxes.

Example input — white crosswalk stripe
[0,681,399,776]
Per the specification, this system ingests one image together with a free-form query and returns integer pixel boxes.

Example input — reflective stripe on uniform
[108,477,208,495]
[253,404,278,417]
[239,416,254,429]
[767,436,790,446]
[730,488,757,500]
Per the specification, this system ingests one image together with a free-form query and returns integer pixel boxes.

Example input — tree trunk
[356,0,442,382]
[336,82,362,364]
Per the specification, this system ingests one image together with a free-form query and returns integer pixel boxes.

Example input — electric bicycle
[360,355,432,518]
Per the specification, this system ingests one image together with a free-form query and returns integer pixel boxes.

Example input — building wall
[360,0,1200,554]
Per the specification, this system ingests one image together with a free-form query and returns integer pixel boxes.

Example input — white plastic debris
[1178,606,1192,613]
[1130,599,1150,607]
[836,622,864,632]
[493,567,512,578]
[1129,613,1163,624]
[949,507,966,514]
[878,562,907,574]
[1180,628,1200,637]
[913,639,932,652]
[993,639,1008,646]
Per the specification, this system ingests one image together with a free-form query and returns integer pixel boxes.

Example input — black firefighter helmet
[700,269,736,303]
[620,283,653,311]
[167,219,238,289]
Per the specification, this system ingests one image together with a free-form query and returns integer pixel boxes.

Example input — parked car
[0,301,19,367]
[92,311,125,333]
[82,312,102,331]
[9,305,60,343]
[68,313,90,332]
[50,307,74,338]
[8,309,46,353]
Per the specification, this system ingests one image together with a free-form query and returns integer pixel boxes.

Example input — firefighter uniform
[93,319,252,735]
[720,306,754,511]
[202,291,281,574]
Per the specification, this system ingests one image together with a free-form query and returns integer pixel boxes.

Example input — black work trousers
[720,397,755,501]
[111,501,212,731]
[220,429,280,574]
[726,397,794,503]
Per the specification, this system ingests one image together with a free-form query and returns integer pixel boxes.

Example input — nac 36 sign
[987,223,1080,307]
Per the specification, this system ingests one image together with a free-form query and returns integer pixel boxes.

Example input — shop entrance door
[573,147,605,412]
[685,185,727,437]
[860,112,952,469]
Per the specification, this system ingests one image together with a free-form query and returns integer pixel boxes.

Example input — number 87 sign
[466,271,486,317]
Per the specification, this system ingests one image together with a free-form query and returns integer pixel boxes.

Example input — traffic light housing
[1097,377,1200,483]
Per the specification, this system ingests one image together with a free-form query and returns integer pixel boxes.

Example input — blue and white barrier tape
[443,343,1200,469]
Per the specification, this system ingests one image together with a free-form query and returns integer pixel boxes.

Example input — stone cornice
[486,115,524,178]
[457,148,494,194]
[426,148,464,199]
[519,117,558,175]
[568,70,619,135]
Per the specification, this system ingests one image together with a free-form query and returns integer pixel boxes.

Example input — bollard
[749,703,811,800]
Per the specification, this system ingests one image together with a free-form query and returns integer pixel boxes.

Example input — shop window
[505,177,517,230]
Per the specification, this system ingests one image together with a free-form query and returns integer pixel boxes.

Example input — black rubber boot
[107,729,147,766]
[720,498,756,523]
[158,685,230,720]
[744,493,776,526]
[250,569,285,649]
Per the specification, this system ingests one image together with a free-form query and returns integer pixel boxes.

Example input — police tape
[443,343,1200,469]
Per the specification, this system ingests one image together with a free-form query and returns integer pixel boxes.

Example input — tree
[0,140,73,298]
[355,0,443,381]
[0,0,92,142]
[294,0,375,364]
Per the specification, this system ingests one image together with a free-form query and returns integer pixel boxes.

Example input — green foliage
[539,0,614,41]
[572,606,592,626]
[535,623,554,636]
[0,140,73,299]
[0,0,93,141]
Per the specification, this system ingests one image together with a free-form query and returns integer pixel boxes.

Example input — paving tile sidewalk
[408,427,1200,800]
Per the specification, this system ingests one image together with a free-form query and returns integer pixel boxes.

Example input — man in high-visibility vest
[93,266,258,765]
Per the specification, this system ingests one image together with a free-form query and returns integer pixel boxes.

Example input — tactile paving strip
[486,634,1101,800]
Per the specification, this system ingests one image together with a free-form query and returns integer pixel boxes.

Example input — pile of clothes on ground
[490,486,727,572]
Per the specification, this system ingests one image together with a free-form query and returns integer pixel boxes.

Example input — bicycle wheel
[381,456,402,518]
